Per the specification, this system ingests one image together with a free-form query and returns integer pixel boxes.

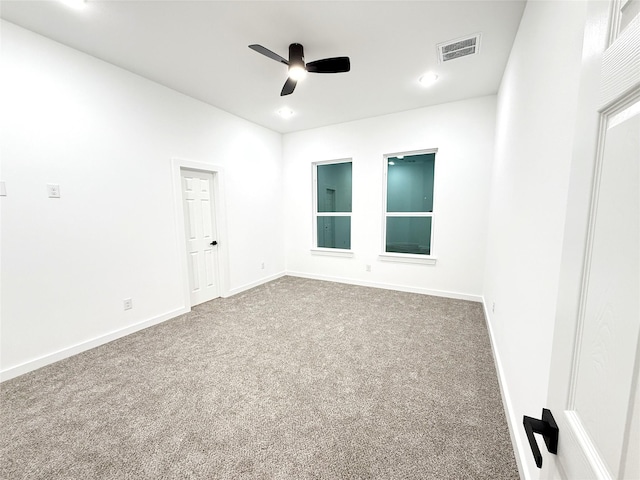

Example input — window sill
[378,253,437,265]
[311,248,355,258]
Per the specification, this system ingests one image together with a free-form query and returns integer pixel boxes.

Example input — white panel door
[181,169,220,306]
[542,2,640,479]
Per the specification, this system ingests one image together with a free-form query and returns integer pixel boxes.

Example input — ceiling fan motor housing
[289,43,305,70]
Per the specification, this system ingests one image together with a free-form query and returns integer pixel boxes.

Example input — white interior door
[542,2,640,478]
[181,169,220,306]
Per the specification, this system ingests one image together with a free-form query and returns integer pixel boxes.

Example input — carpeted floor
[1,276,519,479]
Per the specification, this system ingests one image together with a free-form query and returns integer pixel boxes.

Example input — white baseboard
[481,296,530,480]
[1,273,481,384]
[286,270,483,302]
[2,273,287,382]
[224,272,286,297]
[0,306,190,382]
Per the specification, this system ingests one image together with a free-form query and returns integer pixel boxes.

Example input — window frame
[311,158,354,257]
[380,148,438,265]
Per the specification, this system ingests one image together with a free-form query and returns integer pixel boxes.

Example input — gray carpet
[1,276,519,479]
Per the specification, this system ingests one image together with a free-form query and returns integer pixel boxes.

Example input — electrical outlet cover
[47,184,60,198]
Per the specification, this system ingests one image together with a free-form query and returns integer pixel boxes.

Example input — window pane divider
[385,212,434,217]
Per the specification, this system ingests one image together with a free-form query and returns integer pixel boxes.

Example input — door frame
[171,158,230,308]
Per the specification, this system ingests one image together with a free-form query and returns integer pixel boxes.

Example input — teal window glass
[386,153,435,212]
[385,217,432,255]
[317,216,351,249]
[317,162,352,212]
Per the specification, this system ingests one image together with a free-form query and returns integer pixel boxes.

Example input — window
[313,160,352,252]
[383,150,436,261]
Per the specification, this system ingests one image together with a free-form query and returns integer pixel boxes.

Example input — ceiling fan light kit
[249,43,350,96]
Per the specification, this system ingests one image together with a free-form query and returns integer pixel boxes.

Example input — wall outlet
[261,262,265,270]
[366,264,371,272]
[492,302,496,313]
[123,298,133,311]
[47,184,61,198]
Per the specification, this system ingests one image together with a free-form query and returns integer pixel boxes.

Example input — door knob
[523,408,558,468]
[210,241,218,246]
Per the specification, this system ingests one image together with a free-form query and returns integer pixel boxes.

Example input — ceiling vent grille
[437,34,481,63]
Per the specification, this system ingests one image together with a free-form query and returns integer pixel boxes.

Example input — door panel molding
[568,89,640,409]
[563,94,640,479]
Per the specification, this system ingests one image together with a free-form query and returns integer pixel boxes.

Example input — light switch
[47,184,60,198]
[0,181,6,196]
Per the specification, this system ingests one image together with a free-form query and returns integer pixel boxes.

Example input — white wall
[283,96,496,300]
[0,21,285,379]
[482,1,587,477]
[0,11,596,477]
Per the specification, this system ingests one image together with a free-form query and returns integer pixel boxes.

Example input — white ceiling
[0,0,526,134]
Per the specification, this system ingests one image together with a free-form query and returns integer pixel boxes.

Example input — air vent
[437,34,482,63]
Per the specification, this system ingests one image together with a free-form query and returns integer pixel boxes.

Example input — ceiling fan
[249,43,350,96]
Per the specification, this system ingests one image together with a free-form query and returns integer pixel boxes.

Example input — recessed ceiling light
[419,72,439,87]
[277,107,294,119]
[59,0,86,9]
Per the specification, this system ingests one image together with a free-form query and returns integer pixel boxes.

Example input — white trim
[481,296,530,480]
[378,253,437,265]
[385,147,439,158]
[224,272,286,297]
[171,158,231,301]
[311,248,355,258]
[0,306,189,382]
[564,411,613,479]
[0,270,285,382]
[0,273,479,381]
[608,96,640,129]
[312,157,353,167]
[286,270,481,302]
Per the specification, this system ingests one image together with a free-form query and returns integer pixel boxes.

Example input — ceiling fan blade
[248,44,289,65]
[281,77,297,96]
[306,57,350,73]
